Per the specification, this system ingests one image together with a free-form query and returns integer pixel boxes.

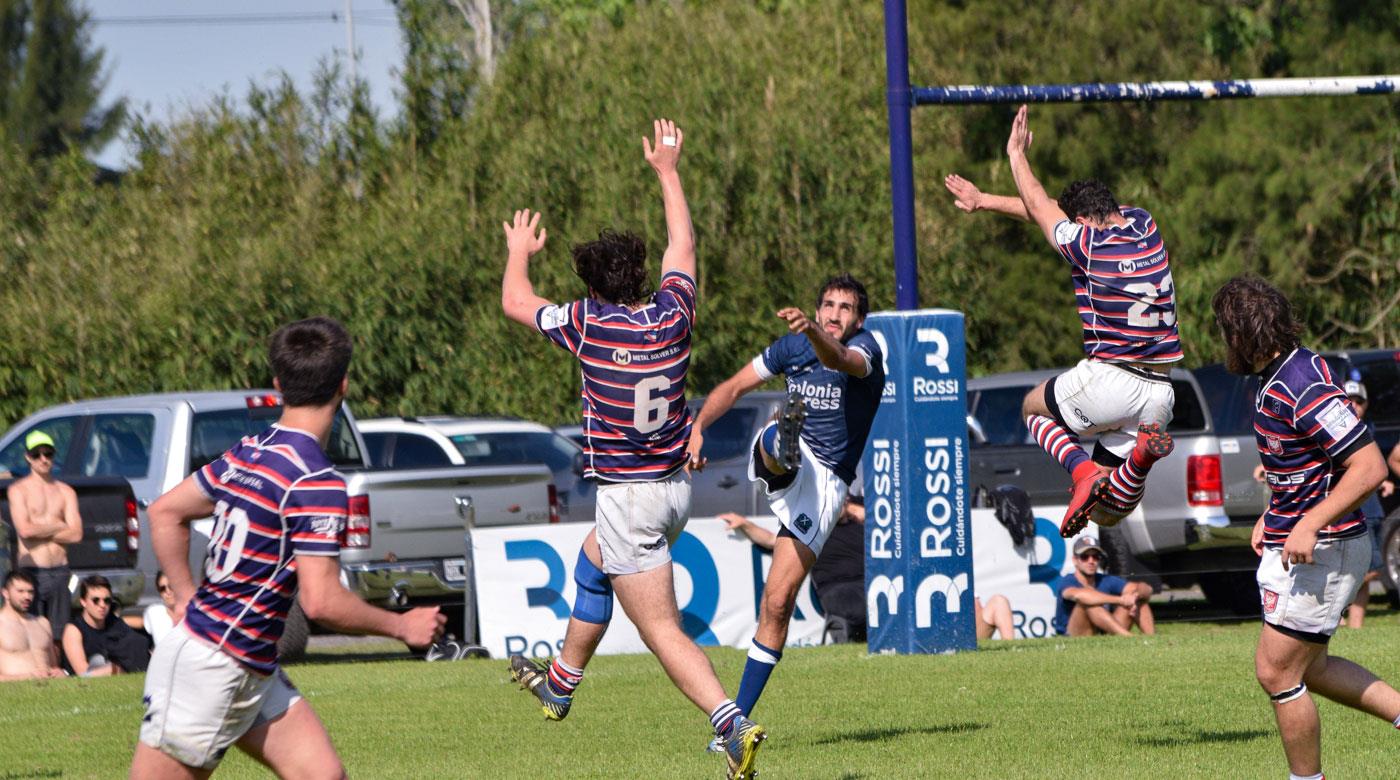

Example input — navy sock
[735,638,782,717]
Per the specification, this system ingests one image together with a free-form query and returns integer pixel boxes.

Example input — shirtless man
[0,570,65,680]
[8,430,83,642]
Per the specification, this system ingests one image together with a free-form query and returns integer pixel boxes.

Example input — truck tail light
[125,497,140,554]
[344,494,371,548]
[1187,454,1223,506]
[548,484,560,524]
[245,394,282,408]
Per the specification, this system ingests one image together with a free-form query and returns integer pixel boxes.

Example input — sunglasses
[87,596,115,606]
[1076,552,1103,561]
[157,584,171,593]
[27,447,55,460]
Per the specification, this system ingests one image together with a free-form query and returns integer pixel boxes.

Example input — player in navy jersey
[130,318,445,779]
[1213,277,1400,779]
[686,273,884,733]
[500,120,765,780]
[945,105,1179,537]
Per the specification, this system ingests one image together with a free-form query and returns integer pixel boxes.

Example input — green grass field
[5,617,1400,779]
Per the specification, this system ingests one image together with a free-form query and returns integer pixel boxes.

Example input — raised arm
[643,118,694,282]
[500,209,553,328]
[147,476,216,617]
[1005,105,1070,247]
[943,174,1031,222]
[686,362,767,473]
[776,308,869,377]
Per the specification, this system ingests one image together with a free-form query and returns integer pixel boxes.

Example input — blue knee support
[571,548,613,625]
[759,422,779,460]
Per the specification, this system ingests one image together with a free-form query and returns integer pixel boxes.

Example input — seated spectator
[720,492,867,642]
[0,571,65,680]
[62,575,150,676]
[975,594,1015,640]
[1052,536,1155,637]
[141,571,180,646]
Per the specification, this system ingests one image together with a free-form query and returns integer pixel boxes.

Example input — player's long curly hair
[572,229,653,307]
[1057,179,1119,222]
[1211,275,1304,375]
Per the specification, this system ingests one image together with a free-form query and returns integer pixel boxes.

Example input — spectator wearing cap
[6,430,82,645]
[1342,379,1395,628]
[1051,536,1156,637]
[61,575,150,676]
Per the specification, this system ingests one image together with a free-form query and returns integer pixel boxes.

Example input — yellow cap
[24,430,55,451]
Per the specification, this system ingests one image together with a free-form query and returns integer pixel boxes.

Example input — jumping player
[500,119,765,780]
[945,104,1179,536]
[130,317,446,779]
[1213,276,1400,780]
[686,273,883,731]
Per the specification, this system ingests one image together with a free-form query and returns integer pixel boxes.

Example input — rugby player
[130,317,446,779]
[686,272,884,731]
[945,105,1179,536]
[500,119,765,780]
[1214,276,1400,780]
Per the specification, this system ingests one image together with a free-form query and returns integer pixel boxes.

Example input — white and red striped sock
[547,658,583,697]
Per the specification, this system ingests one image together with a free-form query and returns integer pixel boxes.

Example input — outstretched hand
[643,118,684,174]
[944,174,984,213]
[776,307,812,335]
[503,209,547,257]
[1006,104,1033,157]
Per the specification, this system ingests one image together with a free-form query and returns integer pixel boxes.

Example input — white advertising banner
[473,517,827,659]
[473,506,1116,657]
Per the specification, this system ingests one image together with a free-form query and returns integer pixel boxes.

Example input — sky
[88,1,406,169]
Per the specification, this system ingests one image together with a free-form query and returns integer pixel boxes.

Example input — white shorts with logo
[139,626,301,769]
[748,434,849,557]
[595,472,691,575]
[1048,359,1175,459]
[1257,535,1370,640]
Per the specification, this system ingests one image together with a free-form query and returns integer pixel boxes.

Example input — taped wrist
[1269,682,1308,704]
[571,547,613,625]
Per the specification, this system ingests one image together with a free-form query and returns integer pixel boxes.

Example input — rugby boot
[775,390,806,471]
[1059,464,1108,538]
[508,654,572,721]
[724,717,767,780]
[1133,422,1174,464]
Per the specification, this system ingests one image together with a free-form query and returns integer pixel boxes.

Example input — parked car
[555,424,587,449]
[0,391,557,655]
[359,417,593,523]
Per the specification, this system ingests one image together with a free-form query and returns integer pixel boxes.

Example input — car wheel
[277,599,310,662]
[1381,513,1400,610]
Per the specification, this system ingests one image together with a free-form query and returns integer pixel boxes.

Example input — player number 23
[1124,274,1176,328]
[633,376,671,434]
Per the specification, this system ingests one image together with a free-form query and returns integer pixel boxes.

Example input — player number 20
[1124,274,1177,328]
[206,500,251,584]
[633,376,671,434]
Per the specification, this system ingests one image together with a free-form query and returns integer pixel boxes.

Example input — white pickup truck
[0,390,557,656]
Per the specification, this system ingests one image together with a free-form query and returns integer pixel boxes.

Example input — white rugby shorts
[594,472,691,575]
[139,627,301,769]
[1049,359,1175,459]
[748,433,848,557]
[1258,534,1370,640]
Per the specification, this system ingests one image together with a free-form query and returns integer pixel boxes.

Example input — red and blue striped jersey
[185,425,347,674]
[1254,349,1373,548]
[1052,206,1183,364]
[534,270,696,482]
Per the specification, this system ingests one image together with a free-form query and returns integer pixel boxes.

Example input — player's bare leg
[237,699,345,780]
[1256,624,1328,777]
[1022,381,1104,536]
[610,563,728,713]
[753,536,818,651]
[1066,603,1130,637]
[1301,650,1400,724]
[129,743,212,780]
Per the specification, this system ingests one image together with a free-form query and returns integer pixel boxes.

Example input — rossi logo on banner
[863,310,972,654]
[472,518,826,659]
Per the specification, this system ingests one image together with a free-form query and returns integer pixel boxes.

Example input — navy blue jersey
[1254,348,1373,548]
[1051,572,1126,635]
[753,329,884,484]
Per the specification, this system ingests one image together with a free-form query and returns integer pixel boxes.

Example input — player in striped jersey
[1214,277,1400,780]
[131,318,445,779]
[944,104,1179,537]
[501,120,764,780]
